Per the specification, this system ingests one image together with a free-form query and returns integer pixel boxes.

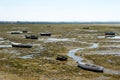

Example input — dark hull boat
[12,43,33,48]
[40,33,51,36]
[56,55,68,61]
[105,32,115,37]
[77,61,104,72]
[10,31,23,34]
[25,35,38,39]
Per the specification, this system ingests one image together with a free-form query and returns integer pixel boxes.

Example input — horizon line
[1,21,120,24]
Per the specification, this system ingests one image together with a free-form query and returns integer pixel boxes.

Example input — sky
[0,0,120,22]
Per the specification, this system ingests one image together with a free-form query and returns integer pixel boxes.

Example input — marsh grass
[0,24,120,80]
[84,54,120,70]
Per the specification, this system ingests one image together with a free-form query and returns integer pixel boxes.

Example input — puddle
[0,45,12,48]
[97,36,120,39]
[104,69,120,75]
[97,36,105,38]
[102,45,120,48]
[0,38,5,41]
[88,43,99,49]
[0,40,12,45]
[111,36,120,39]
[19,54,33,59]
[7,31,23,34]
[39,38,76,42]
[102,40,120,42]
[84,30,97,32]
[93,50,120,55]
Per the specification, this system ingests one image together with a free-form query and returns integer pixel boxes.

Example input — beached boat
[77,61,104,72]
[10,31,23,34]
[56,55,68,61]
[40,33,51,36]
[105,32,115,37]
[25,35,38,39]
[12,42,33,48]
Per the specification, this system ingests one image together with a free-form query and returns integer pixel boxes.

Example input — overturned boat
[12,42,33,48]
[77,61,104,72]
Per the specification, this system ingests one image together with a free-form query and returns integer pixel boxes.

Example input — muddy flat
[0,24,120,80]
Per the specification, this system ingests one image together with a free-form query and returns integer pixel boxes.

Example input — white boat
[77,61,104,72]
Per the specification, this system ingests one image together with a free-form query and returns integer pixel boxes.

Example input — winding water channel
[68,42,99,62]
[68,42,120,75]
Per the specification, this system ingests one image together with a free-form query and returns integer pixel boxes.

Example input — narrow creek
[68,42,99,62]
[68,42,120,75]
[68,48,84,62]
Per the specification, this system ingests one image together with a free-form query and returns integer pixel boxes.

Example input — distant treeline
[0,21,120,24]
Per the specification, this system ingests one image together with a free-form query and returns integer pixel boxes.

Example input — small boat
[12,42,33,48]
[83,27,89,29]
[25,35,38,39]
[56,55,68,61]
[77,61,104,72]
[105,32,115,37]
[10,31,23,34]
[40,33,51,36]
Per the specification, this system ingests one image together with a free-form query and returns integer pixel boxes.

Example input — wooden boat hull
[25,35,38,39]
[105,32,115,37]
[10,31,23,34]
[12,43,33,48]
[56,55,68,61]
[77,61,104,72]
[40,33,51,36]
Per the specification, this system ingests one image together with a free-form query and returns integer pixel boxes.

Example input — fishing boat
[12,42,33,48]
[77,61,104,72]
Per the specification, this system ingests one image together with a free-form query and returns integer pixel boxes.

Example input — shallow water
[67,42,120,74]
[102,45,120,48]
[68,48,84,61]
[85,30,97,32]
[39,38,76,42]
[88,43,99,49]
[97,36,120,39]
[0,45,12,48]
[0,38,4,41]
[93,50,120,55]
[20,54,33,59]
[104,69,120,75]
[68,43,99,61]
